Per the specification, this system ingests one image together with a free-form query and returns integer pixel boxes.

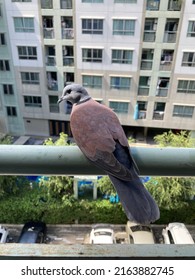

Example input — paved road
[3,224,195,244]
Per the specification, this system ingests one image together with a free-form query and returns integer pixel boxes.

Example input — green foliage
[145,177,195,209]
[97,176,116,196]
[43,132,69,146]
[0,135,13,144]
[39,176,73,201]
[40,132,74,201]
[128,137,136,144]
[154,130,195,147]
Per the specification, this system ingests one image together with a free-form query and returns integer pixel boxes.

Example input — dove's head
[58,84,90,105]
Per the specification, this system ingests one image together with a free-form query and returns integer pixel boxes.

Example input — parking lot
[2,224,195,244]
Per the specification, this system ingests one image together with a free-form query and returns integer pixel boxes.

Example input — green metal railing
[0,145,195,258]
[0,145,195,176]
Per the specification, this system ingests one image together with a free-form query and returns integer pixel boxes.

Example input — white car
[89,224,116,244]
[162,222,194,244]
[0,225,9,243]
[126,221,155,244]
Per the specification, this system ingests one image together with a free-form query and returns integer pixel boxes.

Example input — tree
[154,130,195,147]
[39,132,74,200]
[146,130,195,209]
[97,176,116,196]
[0,135,29,198]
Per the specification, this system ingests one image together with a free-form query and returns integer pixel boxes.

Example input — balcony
[43,16,54,39]
[163,19,179,43]
[143,19,157,42]
[47,72,58,91]
[156,78,169,97]
[64,72,74,86]
[62,46,74,66]
[141,50,154,70]
[45,46,56,66]
[0,145,195,258]
[159,50,173,71]
[146,0,160,11]
[61,17,74,39]
[153,102,166,120]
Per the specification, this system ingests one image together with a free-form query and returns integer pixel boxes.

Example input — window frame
[173,105,194,118]
[82,18,103,34]
[24,96,42,108]
[21,72,40,84]
[14,17,34,33]
[112,49,133,64]
[18,46,37,60]
[113,19,135,36]
[82,75,103,88]
[82,48,103,63]
[110,76,131,90]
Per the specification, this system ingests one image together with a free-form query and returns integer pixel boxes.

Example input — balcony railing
[156,88,168,97]
[143,31,156,42]
[46,55,56,66]
[62,28,74,39]
[140,60,153,70]
[153,111,164,120]
[138,86,150,96]
[63,56,74,66]
[0,145,195,258]
[163,31,177,43]
[43,28,55,39]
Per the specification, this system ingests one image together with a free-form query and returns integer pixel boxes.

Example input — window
[110,76,131,90]
[0,33,6,45]
[18,46,37,60]
[82,19,103,34]
[24,96,42,108]
[109,101,129,113]
[187,21,195,37]
[6,106,17,117]
[113,19,135,35]
[114,0,137,3]
[82,0,103,2]
[82,75,102,88]
[112,49,133,64]
[193,0,195,4]
[3,84,14,95]
[0,60,10,71]
[173,105,194,118]
[82,48,103,62]
[182,52,195,67]
[49,96,59,113]
[21,72,40,84]
[177,80,195,94]
[14,17,34,33]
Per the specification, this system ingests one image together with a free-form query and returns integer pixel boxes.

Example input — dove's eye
[66,89,71,94]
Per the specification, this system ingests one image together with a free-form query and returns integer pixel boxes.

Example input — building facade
[0,0,195,139]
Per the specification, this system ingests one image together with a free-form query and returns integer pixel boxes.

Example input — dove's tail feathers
[109,175,160,224]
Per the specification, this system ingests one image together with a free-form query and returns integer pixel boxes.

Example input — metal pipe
[0,145,194,177]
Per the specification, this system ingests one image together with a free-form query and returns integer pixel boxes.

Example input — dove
[58,84,160,224]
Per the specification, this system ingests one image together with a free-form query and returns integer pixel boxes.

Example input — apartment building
[0,0,195,139]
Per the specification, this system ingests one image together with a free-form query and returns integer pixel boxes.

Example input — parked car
[162,222,194,244]
[126,221,155,244]
[89,224,116,244]
[18,221,47,244]
[0,225,9,243]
